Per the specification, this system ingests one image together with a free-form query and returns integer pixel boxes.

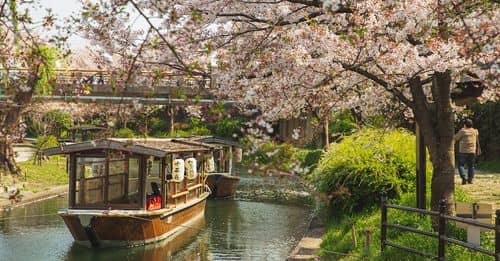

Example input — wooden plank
[124,156,129,198]
[171,191,189,199]
[187,183,203,191]
[455,202,493,230]
[139,155,146,209]
[69,154,76,207]
[104,150,110,204]
[161,158,166,209]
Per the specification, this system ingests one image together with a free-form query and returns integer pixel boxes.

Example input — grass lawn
[18,156,68,193]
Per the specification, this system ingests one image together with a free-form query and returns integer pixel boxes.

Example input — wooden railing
[381,195,500,261]
[0,68,212,98]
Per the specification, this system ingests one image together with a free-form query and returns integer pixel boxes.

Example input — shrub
[242,140,298,174]
[36,135,59,149]
[209,118,243,138]
[43,109,73,138]
[115,128,136,138]
[310,128,416,213]
[295,149,324,174]
[329,110,358,134]
[149,117,168,136]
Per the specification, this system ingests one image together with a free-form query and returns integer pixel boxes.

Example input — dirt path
[454,171,500,209]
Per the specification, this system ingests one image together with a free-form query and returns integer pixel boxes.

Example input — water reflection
[0,196,309,260]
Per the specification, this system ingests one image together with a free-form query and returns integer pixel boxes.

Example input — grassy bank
[319,190,495,260]
[17,156,68,193]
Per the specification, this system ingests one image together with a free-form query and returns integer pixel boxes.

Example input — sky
[33,0,87,50]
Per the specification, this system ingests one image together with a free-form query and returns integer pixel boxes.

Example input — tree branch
[128,0,187,70]
[341,63,414,108]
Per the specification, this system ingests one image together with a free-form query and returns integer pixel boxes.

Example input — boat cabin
[184,136,242,175]
[44,138,217,211]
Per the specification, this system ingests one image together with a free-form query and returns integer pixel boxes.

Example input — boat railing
[206,172,232,176]
[165,172,206,208]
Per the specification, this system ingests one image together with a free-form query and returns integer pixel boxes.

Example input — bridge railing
[0,68,212,98]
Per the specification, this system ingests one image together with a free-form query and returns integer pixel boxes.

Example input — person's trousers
[458,153,475,181]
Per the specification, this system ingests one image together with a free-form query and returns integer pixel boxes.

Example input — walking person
[455,119,481,184]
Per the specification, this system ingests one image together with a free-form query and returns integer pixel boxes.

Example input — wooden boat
[185,136,242,199]
[44,138,215,247]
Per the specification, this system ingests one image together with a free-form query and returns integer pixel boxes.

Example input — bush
[115,128,136,138]
[149,117,168,136]
[209,118,243,138]
[329,110,358,134]
[42,109,73,138]
[242,140,298,174]
[295,149,324,174]
[310,128,417,213]
[36,135,59,149]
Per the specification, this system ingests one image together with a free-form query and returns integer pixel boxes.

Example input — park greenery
[0,1,498,259]
[310,129,419,213]
[17,156,68,193]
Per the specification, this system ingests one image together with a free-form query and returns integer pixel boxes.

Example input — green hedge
[115,128,136,138]
[310,129,417,213]
[295,149,324,174]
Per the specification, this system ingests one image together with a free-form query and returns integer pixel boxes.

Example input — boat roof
[44,138,216,157]
[180,136,241,147]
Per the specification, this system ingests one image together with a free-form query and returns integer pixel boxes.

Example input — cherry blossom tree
[0,0,61,174]
[76,0,499,212]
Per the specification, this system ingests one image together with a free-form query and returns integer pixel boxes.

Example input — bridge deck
[0,68,222,103]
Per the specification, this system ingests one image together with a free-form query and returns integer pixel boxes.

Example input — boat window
[74,152,141,208]
[127,158,141,205]
[107,152,128,204]
[75,157,106,206]
[145,157,162,196]
[145,157,162,210]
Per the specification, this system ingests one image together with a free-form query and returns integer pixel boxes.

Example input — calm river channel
[0,196,310,260]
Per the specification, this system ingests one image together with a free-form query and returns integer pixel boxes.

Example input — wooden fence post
[381,193,387,253]
[365,229,371,255]
[351,224,357,247]
[438,199,447,261]
[495,209,499,261]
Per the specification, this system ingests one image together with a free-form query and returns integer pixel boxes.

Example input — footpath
[0,184,67,211]
[287,215,324,261]
[454,171,500,209]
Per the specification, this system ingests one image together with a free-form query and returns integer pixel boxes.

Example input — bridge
[0,68,234,104]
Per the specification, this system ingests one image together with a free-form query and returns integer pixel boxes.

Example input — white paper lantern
[172,159,185,182]
[185,158,198,179]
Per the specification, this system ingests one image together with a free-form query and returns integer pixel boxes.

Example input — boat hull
[206,174,240,198]
[59,195,207,247]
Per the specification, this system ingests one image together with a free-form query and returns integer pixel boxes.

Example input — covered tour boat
[44,138,214,247]
[185,136,242,199]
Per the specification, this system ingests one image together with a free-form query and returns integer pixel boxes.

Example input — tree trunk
[323,116,329,150]
[0,75,36,175]
[0,138,19,174]
[167,105,175,134]
[409,72,455,213]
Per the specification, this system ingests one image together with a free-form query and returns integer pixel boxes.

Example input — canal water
[0,196,310,260]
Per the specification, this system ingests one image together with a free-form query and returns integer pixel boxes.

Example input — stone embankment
[287,215,324,260]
